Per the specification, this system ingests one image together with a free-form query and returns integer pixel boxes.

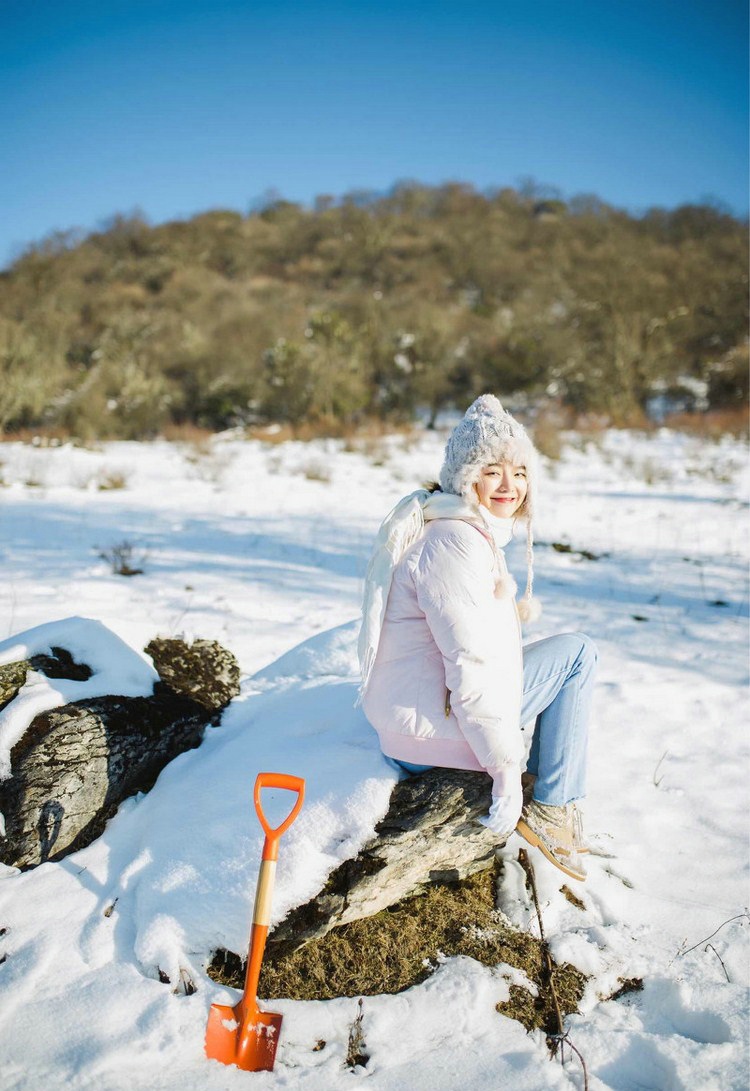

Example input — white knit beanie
[439,394,541,621]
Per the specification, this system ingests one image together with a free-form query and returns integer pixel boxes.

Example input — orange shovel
[205,771,305,1072]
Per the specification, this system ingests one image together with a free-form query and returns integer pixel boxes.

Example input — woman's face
[474,462,528,519]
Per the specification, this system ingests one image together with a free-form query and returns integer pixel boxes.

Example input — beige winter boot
[516,800,587,882]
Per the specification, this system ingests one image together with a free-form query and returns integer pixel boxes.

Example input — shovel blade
[205,1001,283,1072]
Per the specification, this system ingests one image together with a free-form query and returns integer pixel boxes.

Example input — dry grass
[560,885,586,910]
[661,407,749,439]
[344,998,368,1069]
[0,426,76,446]
[159,422,216,448]
[208,863,587,1034]
[600,977,644,1002]
[95,469,128,491]
[531,402,748,465]
[246,416,418,446]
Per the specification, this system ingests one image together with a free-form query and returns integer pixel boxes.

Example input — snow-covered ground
[0,425,747,1091]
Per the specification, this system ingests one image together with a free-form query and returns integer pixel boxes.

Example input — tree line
[0,181,746,439]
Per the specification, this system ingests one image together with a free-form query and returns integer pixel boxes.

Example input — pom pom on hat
[517,596,542,623]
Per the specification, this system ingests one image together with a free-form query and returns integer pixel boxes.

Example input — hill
[0,183,747,439]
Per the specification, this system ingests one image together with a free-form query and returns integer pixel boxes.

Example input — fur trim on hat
[439,394,537,511]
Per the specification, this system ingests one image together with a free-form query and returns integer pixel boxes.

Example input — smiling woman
[474,462,528,519]
[358,394,599,883]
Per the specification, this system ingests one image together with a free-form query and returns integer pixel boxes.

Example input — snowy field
[0,424,748,1091]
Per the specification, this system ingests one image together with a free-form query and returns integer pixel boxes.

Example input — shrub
[98,540,147,576]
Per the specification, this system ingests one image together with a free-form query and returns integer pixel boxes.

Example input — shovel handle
[241,773,305,1008]
[254,772,305,861]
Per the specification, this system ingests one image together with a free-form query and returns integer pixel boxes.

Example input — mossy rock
[0,662,28,711]
[145,637,240,711]
[209,862,587,1035]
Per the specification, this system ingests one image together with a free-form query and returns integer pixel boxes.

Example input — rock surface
[266,766,497,959]
[144,637,241,710]
[0,662,28,710]
[0,637,240,869]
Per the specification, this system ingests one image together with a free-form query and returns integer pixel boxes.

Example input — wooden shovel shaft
[242,855,275,1000]
[253,858,277,925]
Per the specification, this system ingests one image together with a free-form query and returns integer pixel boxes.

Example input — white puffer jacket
[361,516,524,772]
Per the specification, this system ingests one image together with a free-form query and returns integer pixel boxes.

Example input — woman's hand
[479,764,523,840]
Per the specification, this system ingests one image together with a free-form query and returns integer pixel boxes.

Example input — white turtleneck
[478,505,515,549]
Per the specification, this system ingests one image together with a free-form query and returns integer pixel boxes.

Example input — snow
[0,425,748,1090]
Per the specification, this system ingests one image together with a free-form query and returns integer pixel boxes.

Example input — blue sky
[1,0,747,267]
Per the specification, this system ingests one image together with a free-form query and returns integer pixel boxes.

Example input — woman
[359,394,597,882]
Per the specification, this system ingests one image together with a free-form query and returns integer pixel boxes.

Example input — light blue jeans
[396,632,598,807]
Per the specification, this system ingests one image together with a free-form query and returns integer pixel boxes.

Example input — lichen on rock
[0,662,28,711]
[145,637,241,711]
